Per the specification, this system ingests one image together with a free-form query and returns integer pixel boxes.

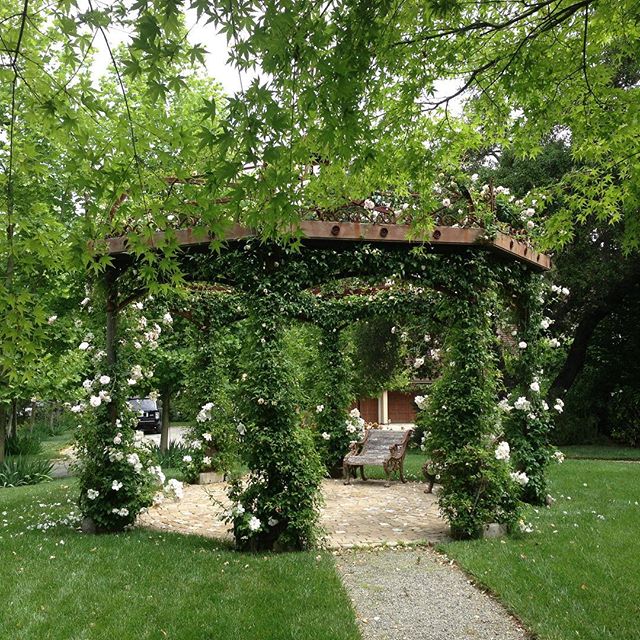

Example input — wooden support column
[378,391,389,425]
[104,265,119,428]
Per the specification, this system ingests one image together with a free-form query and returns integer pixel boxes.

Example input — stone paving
[137,478,449,547]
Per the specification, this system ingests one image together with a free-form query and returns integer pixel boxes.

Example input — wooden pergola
[106,220,551,272]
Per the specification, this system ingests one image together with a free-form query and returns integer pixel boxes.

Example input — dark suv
[127,398,161,434]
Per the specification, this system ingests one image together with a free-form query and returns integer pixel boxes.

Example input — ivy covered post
[76,266,169,533]
[314,324,354,476]
[503,271,554,505]
[423,254,519,539]
[230,246,324,551]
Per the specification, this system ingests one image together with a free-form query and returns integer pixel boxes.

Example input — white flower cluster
[164,478,183,500]
[514,396,531,411]
[196,402,215,423]
[553,450,565,464]
[510,470,529,486]
[413,356,425,369]
[112,507,129,517]
[551,284,570,297]
[345,408,366,435]
[414,395,428,411]
[494,441,510,461]
[128,364,153,386]
[518,519,534,533]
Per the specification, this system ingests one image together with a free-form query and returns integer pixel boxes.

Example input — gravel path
[336,547,529,640]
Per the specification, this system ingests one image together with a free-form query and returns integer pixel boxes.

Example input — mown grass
[442,460,640,640]
[0,480,360,640]
[40,430,74,460]
[560,444,640,460]
[357,450,427,482]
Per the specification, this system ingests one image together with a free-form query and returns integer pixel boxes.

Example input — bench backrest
[360,429,412,459]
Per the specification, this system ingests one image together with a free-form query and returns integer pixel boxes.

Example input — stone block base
[197,471,225,485]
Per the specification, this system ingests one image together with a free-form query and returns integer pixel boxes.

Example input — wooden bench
[343,428,413,487]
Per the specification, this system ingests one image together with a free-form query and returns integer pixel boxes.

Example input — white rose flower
[79,342,90,351]
[518,341,528,349]
[441,197,451,208]
[82,379,93,390]
[113,433,122,445]
[363,198,375,210]
[99,375,111,385]
[182,455,192,463]
[248,516,261,532]
[80,297,90,307]
[163,312,173,324]
[89,395,102,408]
[511,471,529,486]
[316,404,324,413]
[111,480,123,491]
[413,356,425,368]
[48,315,57,324]
[237,423,246,436]
[494,441,510,461]
[321,432,330,440]
[553,451,565,464]
[530,381,540,393]
[202,432,212,442]
[87,489,99,500]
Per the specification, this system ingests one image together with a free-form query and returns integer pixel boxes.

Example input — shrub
[0,456,53,487]
[5,431,43,457]
[152,440,192,468]
[180,401,239,483]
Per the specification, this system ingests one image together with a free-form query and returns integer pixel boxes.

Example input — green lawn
[40,430,74,460]
[560,444,640,460]
[442,459,640,640]
[0,480,360,640]
[358,450,426,482]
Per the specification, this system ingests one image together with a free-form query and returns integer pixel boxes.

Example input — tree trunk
[548,308,609,399]
[160,390,171,453]
[0,404,6,463]
[7,399,17,440]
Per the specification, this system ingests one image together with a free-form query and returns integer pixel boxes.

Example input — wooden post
[105,266,119,428]
[160,389,171,453]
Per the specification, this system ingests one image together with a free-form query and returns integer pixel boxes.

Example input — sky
[91,7,462,113]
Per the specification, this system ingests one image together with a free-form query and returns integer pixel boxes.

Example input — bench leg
[399,459,407,484]
[383,462,391,487]
[360,466,367,481]
[343,461,351,485]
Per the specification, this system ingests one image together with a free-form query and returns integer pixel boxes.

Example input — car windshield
[127,398,157,412]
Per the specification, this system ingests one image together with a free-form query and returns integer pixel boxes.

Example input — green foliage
[311,328,356,473]
[349,317,404,398]
[180,400,240,482]
[0,456,53,487]
[152,439,191,469]
[5,430,43,457]
[421,255,523,537]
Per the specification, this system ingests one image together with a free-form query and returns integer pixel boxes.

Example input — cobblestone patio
[138,479,449,548]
